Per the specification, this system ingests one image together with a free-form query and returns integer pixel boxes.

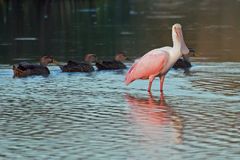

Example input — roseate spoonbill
[125,24,190,92]
[59,54,96,72]
[13,56,56,78]
[96,52,127,70]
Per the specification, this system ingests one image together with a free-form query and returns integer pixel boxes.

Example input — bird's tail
[124,62,137,85]
[125,74,133,85]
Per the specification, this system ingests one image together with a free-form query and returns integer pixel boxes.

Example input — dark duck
[59,54,96,72]
[13,56,55,78]
[96,53,127,70]
[173,48,195,69]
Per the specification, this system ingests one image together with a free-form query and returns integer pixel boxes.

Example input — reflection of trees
[0,0,239,63]
[193,0,240,60]
[0,0,131,63]
[125,93,183,144]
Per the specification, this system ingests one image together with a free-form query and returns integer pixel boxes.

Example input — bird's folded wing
[126,50,169,80]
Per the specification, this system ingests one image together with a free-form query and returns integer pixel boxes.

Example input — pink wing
[125,49,169,85]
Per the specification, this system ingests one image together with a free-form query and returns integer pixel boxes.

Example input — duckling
[96,52,127,70]
[173,48,195,69]
[60,54,96,72]
[13,56,55,77]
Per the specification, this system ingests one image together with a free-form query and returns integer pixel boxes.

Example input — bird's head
[84,54,97,62]
[40,55,55,66]
[172,24,183,39]
[172,23,189,55]
[115,52,128,61]
[188,48,196,57]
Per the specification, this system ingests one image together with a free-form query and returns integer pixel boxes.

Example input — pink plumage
[125,49,168,85]
[125,24,190,92]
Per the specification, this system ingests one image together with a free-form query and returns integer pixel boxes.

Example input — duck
[13,56,55,78]
[95,52,127,70]
[173,48,195,69]
[59,54,96,72]
[173,56,192,69]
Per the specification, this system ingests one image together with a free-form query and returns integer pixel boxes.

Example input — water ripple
[0,62,240,159]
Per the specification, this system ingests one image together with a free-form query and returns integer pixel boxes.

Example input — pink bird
[125,24,190,92]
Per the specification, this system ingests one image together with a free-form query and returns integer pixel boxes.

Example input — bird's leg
[160,91,165,100]
[160,75,165,92]
[148,91,153,99]
[148,76,155,92]
[148,91,155,104]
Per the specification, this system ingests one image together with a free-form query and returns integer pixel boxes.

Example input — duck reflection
[125,93,183,144]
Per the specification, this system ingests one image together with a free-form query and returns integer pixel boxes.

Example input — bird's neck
[169,48,182,65]
[172,41,182,58]
[173,36,189,53]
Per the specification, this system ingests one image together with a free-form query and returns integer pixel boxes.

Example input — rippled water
[0,61,239,159]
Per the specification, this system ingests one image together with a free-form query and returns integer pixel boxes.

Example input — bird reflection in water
[125,93,183,144]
